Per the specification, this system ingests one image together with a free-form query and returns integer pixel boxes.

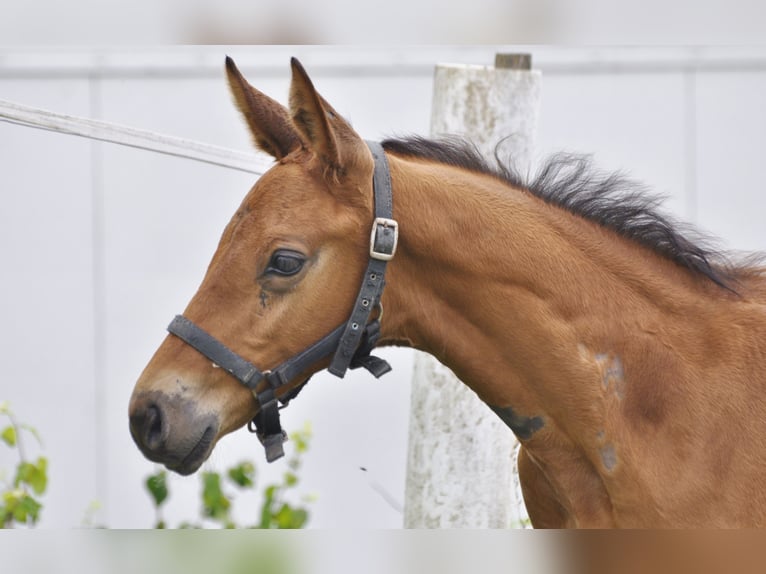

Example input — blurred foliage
[145,422,314,529]
[0,401,48,528]
[1,401,314,530]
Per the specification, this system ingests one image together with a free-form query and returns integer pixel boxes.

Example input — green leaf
[202,471,230,521]
[15,457,48,495]
[283,472,298,488]
[274,503,308,529]
[258,485,278,528]
[1,426,16,447]
[15,494,42,524]
[262,484,277,504]
[33,457,47,495]
[290,434,308,454]
[291,508,308,529]
[289,423,312,454]
[227,462,255,489]
[2,489,42,525]
[145,470,168,508]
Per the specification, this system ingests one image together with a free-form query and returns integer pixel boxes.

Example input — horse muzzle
[129,390,220,475]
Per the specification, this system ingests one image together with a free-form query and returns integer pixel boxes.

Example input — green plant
[0,401,48,528]
[145,422,314,529]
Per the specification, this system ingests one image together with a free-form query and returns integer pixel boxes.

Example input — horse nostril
[130,401,166,454]
[143,404,164,451]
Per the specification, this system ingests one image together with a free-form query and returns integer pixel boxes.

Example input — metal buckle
[369,217,399,261]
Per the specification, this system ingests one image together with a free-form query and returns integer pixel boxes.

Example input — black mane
[382,135,741,291]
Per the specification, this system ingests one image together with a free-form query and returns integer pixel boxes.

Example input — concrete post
[403,54,541,528]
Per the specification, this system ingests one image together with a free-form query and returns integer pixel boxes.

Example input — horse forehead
[250,161,324,205]
[238,166,322,225]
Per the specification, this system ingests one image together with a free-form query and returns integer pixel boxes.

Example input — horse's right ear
[225,57,303,160]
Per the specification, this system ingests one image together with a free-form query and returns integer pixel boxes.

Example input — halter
[166,141,398,462]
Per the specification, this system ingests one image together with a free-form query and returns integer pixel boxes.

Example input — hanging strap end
[260,430,288,463]
[354,354,392,378]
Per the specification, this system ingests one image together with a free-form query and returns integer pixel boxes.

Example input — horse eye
[266,250,305,276]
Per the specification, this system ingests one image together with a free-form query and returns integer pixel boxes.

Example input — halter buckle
[369,217,399,261]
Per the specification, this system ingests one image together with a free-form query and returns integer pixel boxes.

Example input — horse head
[129,57,380,474]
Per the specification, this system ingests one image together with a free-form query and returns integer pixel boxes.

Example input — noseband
[166,141,398,462]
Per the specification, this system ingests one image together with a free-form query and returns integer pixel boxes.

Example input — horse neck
[377,153,766,526]
[379,153,732,425]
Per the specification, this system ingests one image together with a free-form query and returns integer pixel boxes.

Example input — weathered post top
[495,53,532,71]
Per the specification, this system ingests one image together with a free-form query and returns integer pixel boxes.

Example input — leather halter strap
[329,140,397,376]
[166,141,397,462]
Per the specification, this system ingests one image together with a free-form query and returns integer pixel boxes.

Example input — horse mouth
[169,425,216,475]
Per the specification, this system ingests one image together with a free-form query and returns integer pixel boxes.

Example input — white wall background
[2,46,766,528]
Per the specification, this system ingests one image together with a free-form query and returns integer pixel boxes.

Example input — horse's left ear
[288,57,369,176]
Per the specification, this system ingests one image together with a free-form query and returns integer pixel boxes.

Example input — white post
[403,54,541,528]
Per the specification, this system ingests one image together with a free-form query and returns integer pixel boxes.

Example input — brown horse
[129,57,766,527]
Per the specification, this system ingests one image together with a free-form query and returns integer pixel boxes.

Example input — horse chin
[166,424,218,476]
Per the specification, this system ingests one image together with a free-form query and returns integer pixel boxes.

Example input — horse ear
[289,57,366,173]
[225,56,302,160]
